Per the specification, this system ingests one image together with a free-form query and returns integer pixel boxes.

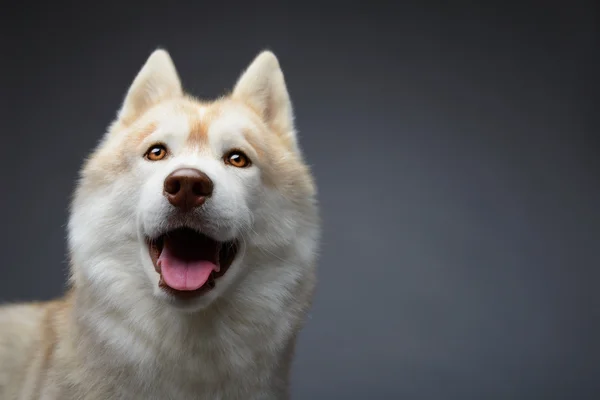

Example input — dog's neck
[57,240,311,398]
[68,253,305,356]
[52,275,295,398]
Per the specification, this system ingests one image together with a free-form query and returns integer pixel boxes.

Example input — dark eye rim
[144,143,169,161]
[223,149,252,168]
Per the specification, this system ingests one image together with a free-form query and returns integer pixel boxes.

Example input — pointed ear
[117,49,183,125]
[232,51,298,152]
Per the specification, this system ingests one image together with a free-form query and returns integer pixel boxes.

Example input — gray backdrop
[1,2,598,399]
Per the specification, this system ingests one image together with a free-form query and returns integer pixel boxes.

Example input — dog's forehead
[205,104,261,143]
[152,99,258,147]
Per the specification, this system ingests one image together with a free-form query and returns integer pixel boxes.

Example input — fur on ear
[232,51,299,153]
[116,49,183,126]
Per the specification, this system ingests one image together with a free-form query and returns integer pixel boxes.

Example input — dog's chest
[78,332,284,400]
[66,289,297,399]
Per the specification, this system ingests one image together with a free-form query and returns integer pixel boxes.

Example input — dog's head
[68,50,318,312]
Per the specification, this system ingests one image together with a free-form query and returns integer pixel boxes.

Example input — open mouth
[147,227,238,299]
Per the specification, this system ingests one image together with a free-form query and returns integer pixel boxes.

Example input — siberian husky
[0,49,320,399]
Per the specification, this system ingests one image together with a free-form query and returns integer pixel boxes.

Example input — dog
[0,49,320,399]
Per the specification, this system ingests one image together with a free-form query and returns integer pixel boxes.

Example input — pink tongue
[158,244,217,291]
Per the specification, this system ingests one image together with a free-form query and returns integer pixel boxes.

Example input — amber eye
[225,150,251,168]
[145,144,168,161]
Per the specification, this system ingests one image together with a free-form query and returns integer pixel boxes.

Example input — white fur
[0,49,319,400]
[71,51,319,398]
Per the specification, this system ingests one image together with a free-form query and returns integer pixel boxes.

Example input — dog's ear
[117,49,183,126]
[232,51,298,153]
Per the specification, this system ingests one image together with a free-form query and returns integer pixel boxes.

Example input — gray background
[1,2,598,399]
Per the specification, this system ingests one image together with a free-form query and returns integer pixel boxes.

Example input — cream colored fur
[0,49,320,399]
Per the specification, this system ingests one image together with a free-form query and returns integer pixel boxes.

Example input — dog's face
[68,50,318,312]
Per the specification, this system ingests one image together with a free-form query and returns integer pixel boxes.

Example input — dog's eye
[145,144,168,161]
[224,150,251,168]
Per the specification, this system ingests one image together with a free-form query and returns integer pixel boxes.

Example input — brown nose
[163,168,213,211]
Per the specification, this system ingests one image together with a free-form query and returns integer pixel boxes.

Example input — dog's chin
[152,283,225,312]
[144,227,239,311]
